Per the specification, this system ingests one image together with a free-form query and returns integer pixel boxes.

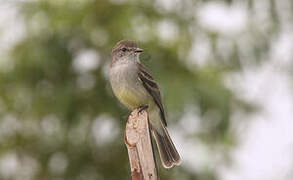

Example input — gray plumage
[110,40,181,168]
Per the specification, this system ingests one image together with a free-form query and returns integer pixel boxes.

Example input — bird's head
[111,40,143,64]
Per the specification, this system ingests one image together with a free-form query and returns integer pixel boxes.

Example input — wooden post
[124,109,158,180]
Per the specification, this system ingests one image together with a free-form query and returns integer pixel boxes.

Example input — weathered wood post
[124,108,158,180]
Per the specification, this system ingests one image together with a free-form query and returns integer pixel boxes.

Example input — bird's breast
[110,63,149,109]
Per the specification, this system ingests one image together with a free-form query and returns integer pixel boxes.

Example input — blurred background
[0,0,292,179]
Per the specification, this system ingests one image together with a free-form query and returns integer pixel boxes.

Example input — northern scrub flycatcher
[109,40,181,168]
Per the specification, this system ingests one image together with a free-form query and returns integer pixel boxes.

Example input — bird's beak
[134,48,143,53]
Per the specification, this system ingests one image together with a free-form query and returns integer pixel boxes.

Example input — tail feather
[152,126,182,168]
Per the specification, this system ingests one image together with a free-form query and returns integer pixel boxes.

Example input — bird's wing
[137,63,167,126]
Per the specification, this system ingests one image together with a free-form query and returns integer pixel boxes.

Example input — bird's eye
[121,48,127,52]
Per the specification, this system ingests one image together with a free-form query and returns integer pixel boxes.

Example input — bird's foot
[138,105,149,114]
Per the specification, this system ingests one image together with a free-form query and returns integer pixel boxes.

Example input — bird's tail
[151,125,182,168]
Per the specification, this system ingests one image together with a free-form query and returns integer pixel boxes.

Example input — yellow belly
[116,87,147,109]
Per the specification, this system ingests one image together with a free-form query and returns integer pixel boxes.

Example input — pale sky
[220,61,293,180]
[197,1,293,180]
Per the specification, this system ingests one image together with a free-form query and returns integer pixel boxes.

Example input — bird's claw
[138,105,149,114]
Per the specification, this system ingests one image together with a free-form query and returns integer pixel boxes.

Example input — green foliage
[0,0,274,179]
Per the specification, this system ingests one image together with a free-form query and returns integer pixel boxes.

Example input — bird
[109,40,181,168]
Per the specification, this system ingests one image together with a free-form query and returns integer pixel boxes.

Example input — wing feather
[137,63,167,126]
